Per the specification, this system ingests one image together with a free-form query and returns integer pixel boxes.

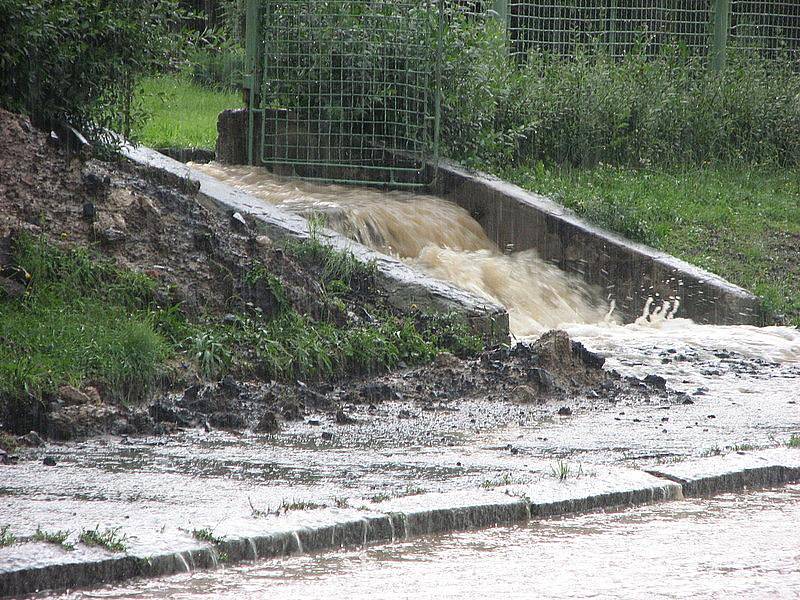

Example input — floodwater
[49,484,800,600]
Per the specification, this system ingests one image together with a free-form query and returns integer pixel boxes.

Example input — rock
[82,202,96,220]
[571,341,605,369]
[148,402,193,427]
[557,406,572,416]
[83,386,102,405]
[97,227,126,244]
[208,411,247,430]
[360,383,393,402]
[58,385,92,406]
[321,431,334,441]
[256,410,279,434]
[335,409,357,425]
[0,276,25,300]
[527,367,556,393]
[307,419,321,426]
[231,211,247,231]
[18,431,45,447]
[434,352,460,369]
[48,404,118,440]
[43,456,57,466]
[254,235,272,249]
[644,374,667,390]
[510,384,539,404]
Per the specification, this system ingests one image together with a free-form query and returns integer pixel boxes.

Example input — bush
[0,0,189,144]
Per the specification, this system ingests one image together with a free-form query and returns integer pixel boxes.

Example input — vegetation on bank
[0,233,481,408]
[134,76,241,149]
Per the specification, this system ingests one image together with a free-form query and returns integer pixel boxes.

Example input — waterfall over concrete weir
[191,162,615,337]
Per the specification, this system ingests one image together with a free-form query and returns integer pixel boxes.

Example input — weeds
[480,472,528,489]
[79,526,128,552]
[190,331,232,379]
[249,497,327,517]
[33,527,74,551]
[788,434,800,448]
[550,460,584,482]
[192,528,225,545]
[0,525,15,547]
[369,493,392,503]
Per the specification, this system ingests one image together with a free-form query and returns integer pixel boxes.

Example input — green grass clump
[500,164,800,324]
[0,525,15,547]
[133,75,241,149]
[33,527,74,551]
[0,235,170,402]
[192,528,225,545]
[788,434,800,448]
[79,526,128,552]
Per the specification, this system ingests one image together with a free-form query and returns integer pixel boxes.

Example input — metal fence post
[493,0,508,31]
[711,0,731,72]
[245,0,262,165]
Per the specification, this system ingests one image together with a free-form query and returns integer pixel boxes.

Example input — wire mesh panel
[506,1,714,59]
[730,1,800,57]
[255,0,442,186]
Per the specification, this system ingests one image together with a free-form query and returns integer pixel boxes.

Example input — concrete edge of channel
[432,159,765,326]
[2,449,798,598]
[118,143,510,346]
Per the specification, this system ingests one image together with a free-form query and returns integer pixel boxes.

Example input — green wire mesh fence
[248,0,443,186]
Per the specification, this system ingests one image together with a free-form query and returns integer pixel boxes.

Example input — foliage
[133,76,242,149]
[441,30,800,169]
[789,434,800,448]
[33,527,74,551]
[0,0,191,145]
[0,525,14,547]
[79,526,128,552]
[0,235,170,402]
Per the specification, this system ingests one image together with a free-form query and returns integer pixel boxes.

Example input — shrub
[0,0,190,144]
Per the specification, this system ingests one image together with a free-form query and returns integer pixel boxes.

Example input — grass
[0,234,169,403]
[33,527,74,551]
[500,163,800,324]
[79,526,128,552]
[0,525,14,547]
[133,75,241,149]
[550,460,584,481]
[192,528,225,545]
[788,434,800,448]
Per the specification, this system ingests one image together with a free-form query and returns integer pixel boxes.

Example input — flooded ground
[47,484,800,600]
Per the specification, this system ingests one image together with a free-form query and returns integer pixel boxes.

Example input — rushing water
[191,163,800,368]
[192,162,614,335]
[49,484,800,600]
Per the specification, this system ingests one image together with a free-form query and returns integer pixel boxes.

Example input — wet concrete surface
[44,484,800,600]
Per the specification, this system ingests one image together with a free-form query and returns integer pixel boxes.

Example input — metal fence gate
[244,0,444,187]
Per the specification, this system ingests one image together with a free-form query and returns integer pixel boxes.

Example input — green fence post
[608,0,618,58]
[245,0,261,165]
[493,0,508,31]
[711,0,731,72]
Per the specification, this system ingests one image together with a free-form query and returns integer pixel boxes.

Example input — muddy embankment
[0,108,676,457]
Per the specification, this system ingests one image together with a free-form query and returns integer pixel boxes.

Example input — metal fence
[475,0,800,65]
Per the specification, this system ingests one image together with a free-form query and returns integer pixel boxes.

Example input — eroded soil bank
[0,108,673,453]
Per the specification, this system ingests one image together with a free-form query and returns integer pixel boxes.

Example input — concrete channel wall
[216,108,763,326]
